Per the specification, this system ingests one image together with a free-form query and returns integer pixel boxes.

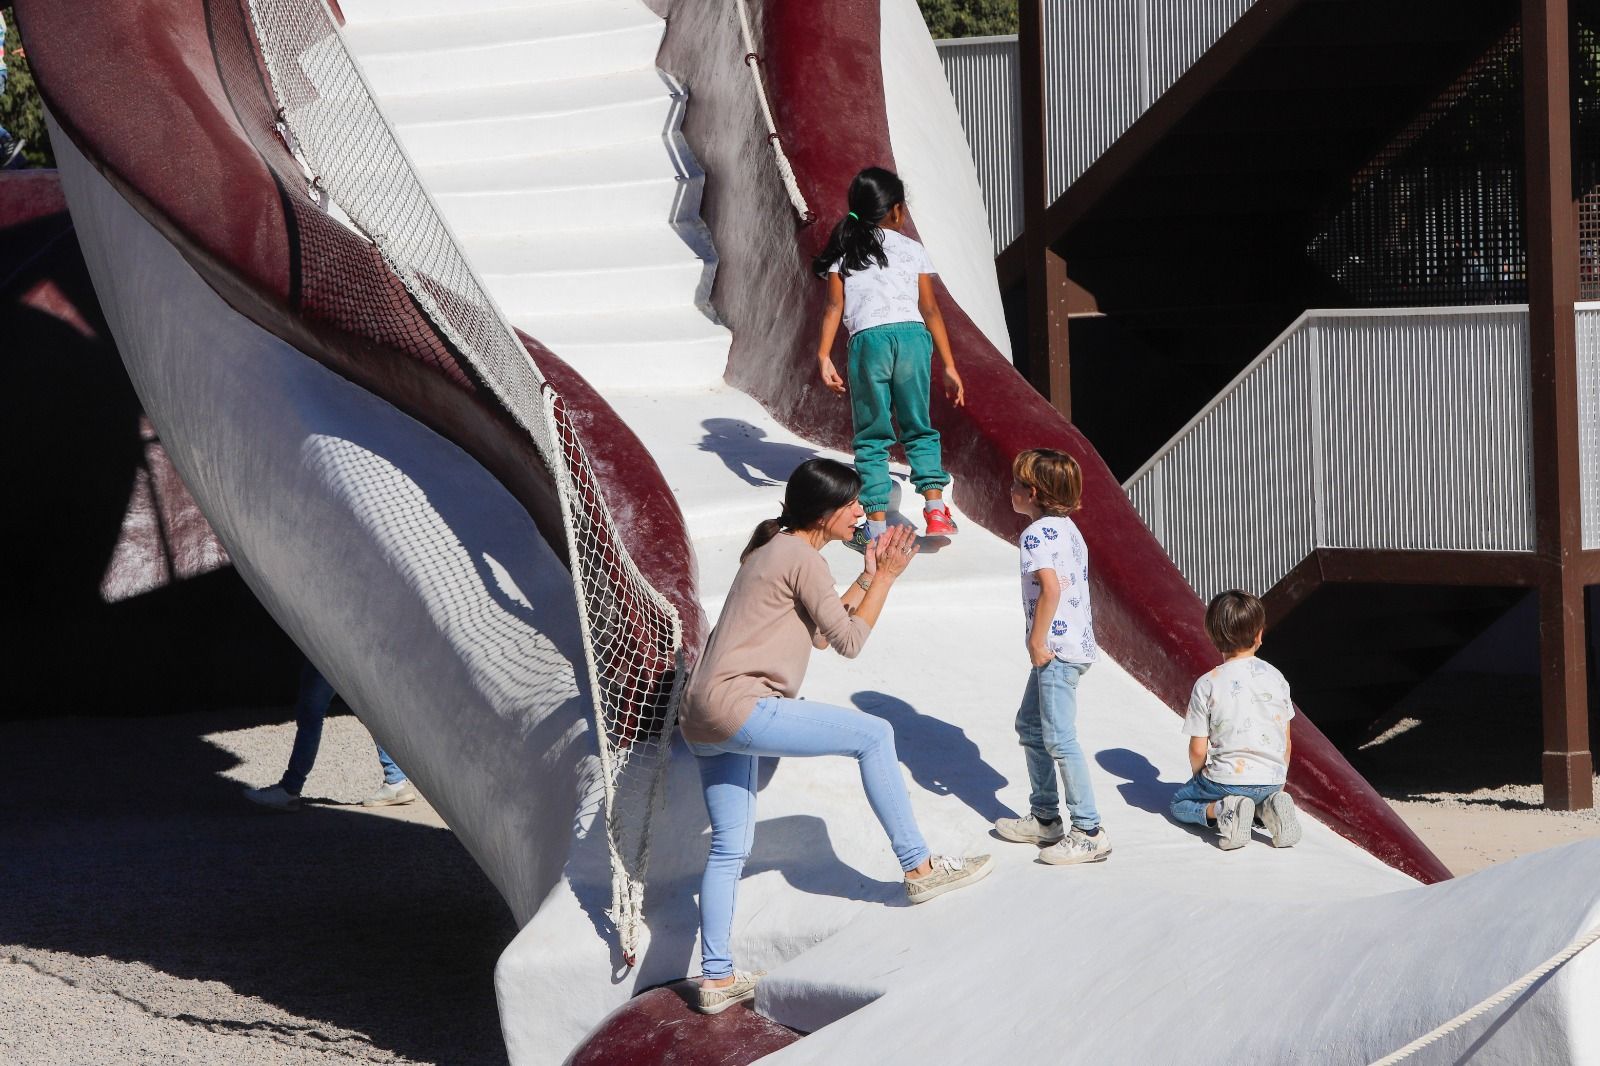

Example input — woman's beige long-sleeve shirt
[680,533,872,743]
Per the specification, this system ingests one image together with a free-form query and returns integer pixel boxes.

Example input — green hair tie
[847,211,860,221]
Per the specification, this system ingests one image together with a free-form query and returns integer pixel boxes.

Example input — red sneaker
[923,506,958,536]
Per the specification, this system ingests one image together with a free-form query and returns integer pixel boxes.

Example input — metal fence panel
[936,37,1023,252]
[1319,311,1533,552]
[1579,305,1600,549]
[1124,307,1543,601]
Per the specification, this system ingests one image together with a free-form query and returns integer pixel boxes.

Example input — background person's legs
[280,662,336,795]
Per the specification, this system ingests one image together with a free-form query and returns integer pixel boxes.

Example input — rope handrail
[733,0,813,225]
[1367,924,1599,1065]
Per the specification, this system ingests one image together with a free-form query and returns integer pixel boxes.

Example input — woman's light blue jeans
[687,696,931,979]
[1170,773,1282,827]
[1015,658,1101,831]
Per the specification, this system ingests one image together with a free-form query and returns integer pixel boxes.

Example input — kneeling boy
[1172,590,1301,850]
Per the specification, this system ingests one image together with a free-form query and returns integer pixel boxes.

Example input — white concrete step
[339,0,585,26]
[470,227,709,314]
[417,139,668,196]
[510,306,728,392]
[384,69,673,162]
[434,170,689,235]
[345,1,664,95]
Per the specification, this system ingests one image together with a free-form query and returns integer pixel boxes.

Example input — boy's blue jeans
[1015,658,1100,831]
[846,322,950,514]
[687,696,931,979]
[1170,774,1282,827]
[280,661,406,794]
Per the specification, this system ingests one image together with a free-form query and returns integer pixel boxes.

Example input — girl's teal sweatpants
[846,322,950,514]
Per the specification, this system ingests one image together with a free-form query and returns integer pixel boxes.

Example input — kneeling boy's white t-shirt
[1182,656,1294,785]
[828,229,935,336]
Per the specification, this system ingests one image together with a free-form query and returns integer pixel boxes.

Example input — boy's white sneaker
[994,813,1065,845]
[1258,791,1302,848]
[242,784,301,811]
[362,779,418,807]
[905,854,994,903]
[1038,826,1111,865]
[1216,795,1255,850]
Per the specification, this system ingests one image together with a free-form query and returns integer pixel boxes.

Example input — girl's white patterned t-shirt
[1018,515,1098,664]
[1182,657,1295,785]
[828,229,935,336]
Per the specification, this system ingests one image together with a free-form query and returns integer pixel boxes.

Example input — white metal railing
[1579,304,1600,549]
[1124,306,1552,602]
[936,35,1021,252]
[937,1,1255,249]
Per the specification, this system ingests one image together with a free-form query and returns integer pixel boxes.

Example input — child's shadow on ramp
[1095,748,1211,842]
[854,691,1012,823]
[698,418,821,487]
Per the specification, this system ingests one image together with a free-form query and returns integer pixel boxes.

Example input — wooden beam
[1017,0,1071,418]
[1522,0,1592,811]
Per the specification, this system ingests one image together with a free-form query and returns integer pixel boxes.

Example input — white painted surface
[53,125,599,930]
[62,0,1600,1061]
[881,0,1013,360]
[335,3,1599,1063]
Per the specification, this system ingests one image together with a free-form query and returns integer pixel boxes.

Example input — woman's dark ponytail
[741,458,864,561]
[810,167,907,279]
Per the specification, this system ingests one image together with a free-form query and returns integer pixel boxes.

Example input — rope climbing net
[244,0,682,966]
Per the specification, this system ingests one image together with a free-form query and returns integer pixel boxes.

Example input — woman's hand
[862,533,879,577]
[819,356,847,395]
[942,364,965,407]
[873,525,920,579]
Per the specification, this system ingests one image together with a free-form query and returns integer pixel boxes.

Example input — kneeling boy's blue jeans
[1014,658,1101,831]
[687,696,931,979]
[1170,774,1281,827]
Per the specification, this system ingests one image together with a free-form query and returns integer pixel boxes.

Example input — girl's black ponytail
[740,459,864,561]
[810,167,907,279]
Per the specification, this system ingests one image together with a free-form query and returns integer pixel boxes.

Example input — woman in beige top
[684,458,992,1015]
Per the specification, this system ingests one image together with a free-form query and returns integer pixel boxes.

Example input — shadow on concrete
[0,707,514,1064]
[697,418,821,488]
[852,690,1012,824]
[1094,748,1213,843]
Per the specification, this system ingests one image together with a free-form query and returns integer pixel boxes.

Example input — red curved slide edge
[13,0,704,654]
[742,1,1447,885]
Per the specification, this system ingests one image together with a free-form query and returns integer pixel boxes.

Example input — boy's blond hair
[1013,448,1083,516]
[1205,590,1265,655]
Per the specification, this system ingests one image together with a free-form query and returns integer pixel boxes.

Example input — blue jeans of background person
[1014,658,1100,831]
[280,661,405,795]
[1169,774,1281,827]
[687,696,931,979]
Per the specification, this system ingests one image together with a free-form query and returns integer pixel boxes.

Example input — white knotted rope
[733,0,813,224]
[1367,924,1600,1065]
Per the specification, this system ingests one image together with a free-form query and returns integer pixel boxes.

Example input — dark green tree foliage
[2,7,55,167]
[917,0,1017,40]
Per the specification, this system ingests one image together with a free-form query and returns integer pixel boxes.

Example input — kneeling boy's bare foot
[905,854,993,903]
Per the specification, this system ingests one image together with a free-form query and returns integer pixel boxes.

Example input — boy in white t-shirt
[993,449,1110,866]
[1172,590,1303,850]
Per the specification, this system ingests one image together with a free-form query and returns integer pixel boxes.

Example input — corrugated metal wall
[1125,308,1539,600]
[1578,305,1600,550]
[935,36,1021,252]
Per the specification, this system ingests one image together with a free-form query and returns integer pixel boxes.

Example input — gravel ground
[2,669,1595,1062]
[1349,671,1600,875]
[0,707,515,1065]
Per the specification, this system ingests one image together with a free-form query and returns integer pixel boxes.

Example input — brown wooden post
[1522,0,1593,810]
[1017,0,1072,418]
